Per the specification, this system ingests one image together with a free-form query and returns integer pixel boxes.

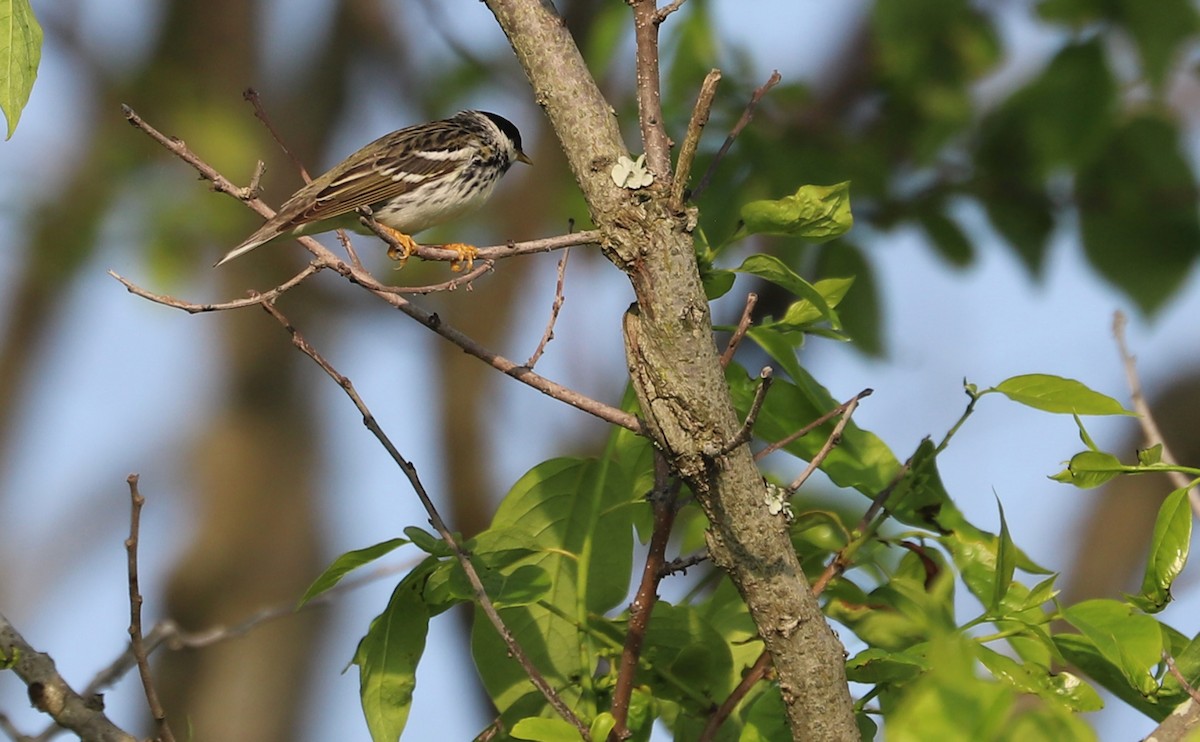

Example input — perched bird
[215,110,531,268]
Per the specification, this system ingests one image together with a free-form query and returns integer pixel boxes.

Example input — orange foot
[442,243,479,272]
[380,225,420,266]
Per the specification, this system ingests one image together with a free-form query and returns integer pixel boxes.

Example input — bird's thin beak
[517,151,533,166]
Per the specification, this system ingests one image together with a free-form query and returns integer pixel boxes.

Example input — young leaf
[992,374,1131,415]
[976,645,1103,712]
[298,537,409,607]
[740,181,853,241]
[1049,450,1128,489]
[990,499,1017,612]
[1062,599,1162,696]
[0,0,43,139]
[1130,486,1192,613]
[734,254,839,328]
[511,717,583,742]
[404,525,454,557]
[1137,444,1163,466]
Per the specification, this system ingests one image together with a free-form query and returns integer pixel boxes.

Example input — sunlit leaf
[740,182,853,241]
[1130,486,1192,613]
[1062,599,1162,696]
[992,374,1131,415]
[298,537,408,607]
[0,0,42,139]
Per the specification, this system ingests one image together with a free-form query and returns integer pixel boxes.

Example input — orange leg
[441,242,479,272]
[379,225,420,265]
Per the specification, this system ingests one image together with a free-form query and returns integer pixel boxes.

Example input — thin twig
[243,87,312,183]
[1166,652,1200,704]
[755,389,873,461]
[691,70,781,202]
[699,650,773,741]
[785,392,866,495]
[653,0,689,24]
[335,229,364,270]
[526,247,570,368]
[719,292,757,368]
[672,69,721,209]
[65,560,413,722]
[124,475,175,742]
[809,458,915,597]
[1113,311,1200,515]
[109,265,319,313]
[257,301,590,739]
[609,453,677,741]
[716,367,772,455]
[630,0,671,176]
[658,551,708,577]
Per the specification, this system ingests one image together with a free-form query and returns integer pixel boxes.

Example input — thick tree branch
[0,615,136,742]
[485,2,857,739]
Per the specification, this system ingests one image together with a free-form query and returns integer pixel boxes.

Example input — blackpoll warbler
[215,110,531,268]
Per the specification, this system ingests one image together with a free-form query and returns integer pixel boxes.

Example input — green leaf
[637,602,735,710]
[298,537,408,608]
[769,277,854,331]
[976,645,1103,712]
[1062,599,1162,696]
[1077,115,1200,313]
[403,525,453,557]
[815,241,884,355]
[886,637,1013,742]
[588,712,616,742]
[1130,486,1192,613]
[471,455,641,716]
[919,210,973,267]
[734,254,839,328]
[1049,450,1129,489]
[992,374,1131,415]
[990,499,1017,612]
[510,717,582,742]
[845,647,927,684]
[353,558,438,742]
[0,0,42,139]
[1054,633,1165,720]
[740,182,853,241]
[1137,443,1163,466]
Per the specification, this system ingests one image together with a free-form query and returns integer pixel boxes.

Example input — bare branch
[610,453,678,740]
[785,391,866,495]
[257,301,590,739]
[124,475,175,742]
[109,265,320,313]
[715,367,772,455]
[719,292,757,368]
[691,70,781,201]
[653,0,689,24]
[243,87,312,182]
[756,389,873,461]
[630,0,672,177]
[672,69,721,209]
[700,650,773,741]
[1113,311,1200,515]
[526,247,571,368]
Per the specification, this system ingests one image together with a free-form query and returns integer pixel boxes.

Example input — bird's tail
[213,227,275,267]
